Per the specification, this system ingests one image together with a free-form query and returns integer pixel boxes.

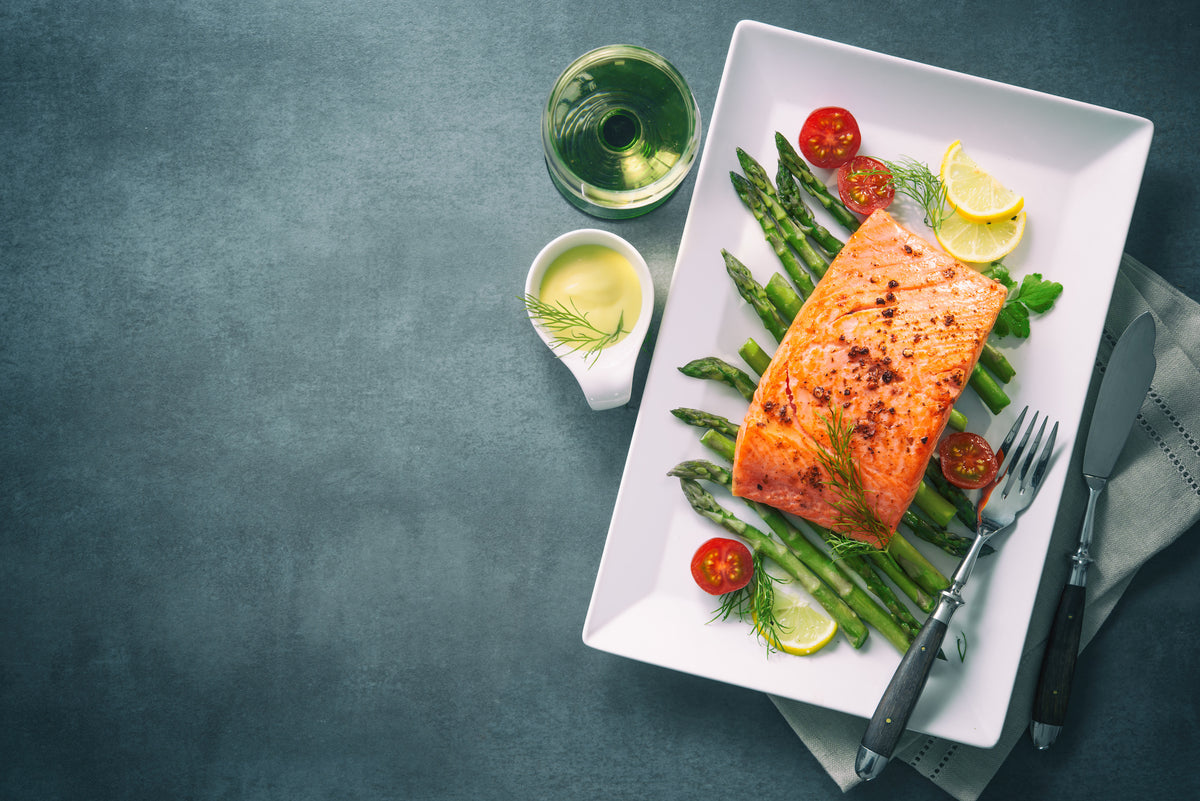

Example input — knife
[1029,311,1156,750]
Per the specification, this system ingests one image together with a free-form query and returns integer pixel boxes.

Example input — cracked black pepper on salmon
[731,209,1008,546]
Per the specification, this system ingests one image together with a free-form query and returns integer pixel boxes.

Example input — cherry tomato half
[836,156,895,216]
[690,537,754,596]
[798,106,862,169]
[938,432,999,490]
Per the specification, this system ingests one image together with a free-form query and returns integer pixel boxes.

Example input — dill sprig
[881,157,950,231]
[522,293,627,365]
[711,552,787,653]
[811,409,891,555]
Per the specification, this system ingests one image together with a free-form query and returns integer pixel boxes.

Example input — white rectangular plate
[582,20,1152,747]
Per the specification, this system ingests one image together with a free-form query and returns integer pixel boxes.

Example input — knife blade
[1029,311,1156,749]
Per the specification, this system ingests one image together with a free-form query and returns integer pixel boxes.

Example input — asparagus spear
[888,533,951,594]
[924,458,981,533]
[775,163,843,261]
[676,476,869,648]
[697,429,947,608]
[678,357,757,403]
[730,173,818,298]
[788,516,932,628]
[912,480,957,528]
[775,132,861,233]
[765,272,804,323]
[697,427,736,461]
[980,341,1016,383]
[901,509,986,558]
[738,338,773,377]
[672,459,914,653]
[669,407,740,439]
[722,250,790,343]
[815,527,927,639]
[861,546,936,614]
[970,364,1011,414]
[734,151,830,279]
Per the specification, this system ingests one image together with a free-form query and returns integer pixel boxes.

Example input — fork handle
[856,608,954,780]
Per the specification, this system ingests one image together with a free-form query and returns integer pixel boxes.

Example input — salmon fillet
[731,209,1007,547]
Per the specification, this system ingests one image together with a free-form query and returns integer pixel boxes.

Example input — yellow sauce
[539,244,641,347]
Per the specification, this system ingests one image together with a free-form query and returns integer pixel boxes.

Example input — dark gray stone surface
[3,2,1198,799]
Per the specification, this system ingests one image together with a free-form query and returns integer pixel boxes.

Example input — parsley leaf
[983,261,1015,290]
[993,300,1031,338]
[1016,273,1063,313]
[983,263,1063,339]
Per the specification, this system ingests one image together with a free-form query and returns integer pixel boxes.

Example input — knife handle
[858,612,950,777]
[1031,582,1086,742]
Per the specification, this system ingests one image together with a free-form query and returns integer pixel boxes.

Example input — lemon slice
[753,571,838,656]
[936,208,1027,263]
[940,140,1024,223]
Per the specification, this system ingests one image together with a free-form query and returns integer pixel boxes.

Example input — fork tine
[999,411,1039,495]
[1029,421,1058,490]
[977,409,1058,533]
[1016,416,1048,485]
[993,406,1029,477]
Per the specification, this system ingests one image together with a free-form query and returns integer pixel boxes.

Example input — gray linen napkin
[769,254,1200,801]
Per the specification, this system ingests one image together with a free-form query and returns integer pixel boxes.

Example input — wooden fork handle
[856,614,951,779]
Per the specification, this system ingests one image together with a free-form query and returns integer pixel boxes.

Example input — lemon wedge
[936,208,1027,263]
[753,571,838,656]
[940,140,1024,223]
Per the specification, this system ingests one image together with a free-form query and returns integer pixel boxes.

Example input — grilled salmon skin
[731,209,1008,547]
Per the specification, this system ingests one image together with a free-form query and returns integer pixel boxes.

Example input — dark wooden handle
[860,617,949,760]
[1032,582,1086,726]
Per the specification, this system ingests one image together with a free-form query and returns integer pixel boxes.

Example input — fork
[855,406,1058,781]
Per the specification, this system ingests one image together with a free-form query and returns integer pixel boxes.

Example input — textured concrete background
[3,2,1198,799]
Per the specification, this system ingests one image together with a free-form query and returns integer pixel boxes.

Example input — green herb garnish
[522,293,627,364]
[711,552,786,653]
[881,157,950,231]
[811,409,891,556]
[982,263,1064,338]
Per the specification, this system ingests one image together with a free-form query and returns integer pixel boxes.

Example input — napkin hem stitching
[1144,391,1200,497]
